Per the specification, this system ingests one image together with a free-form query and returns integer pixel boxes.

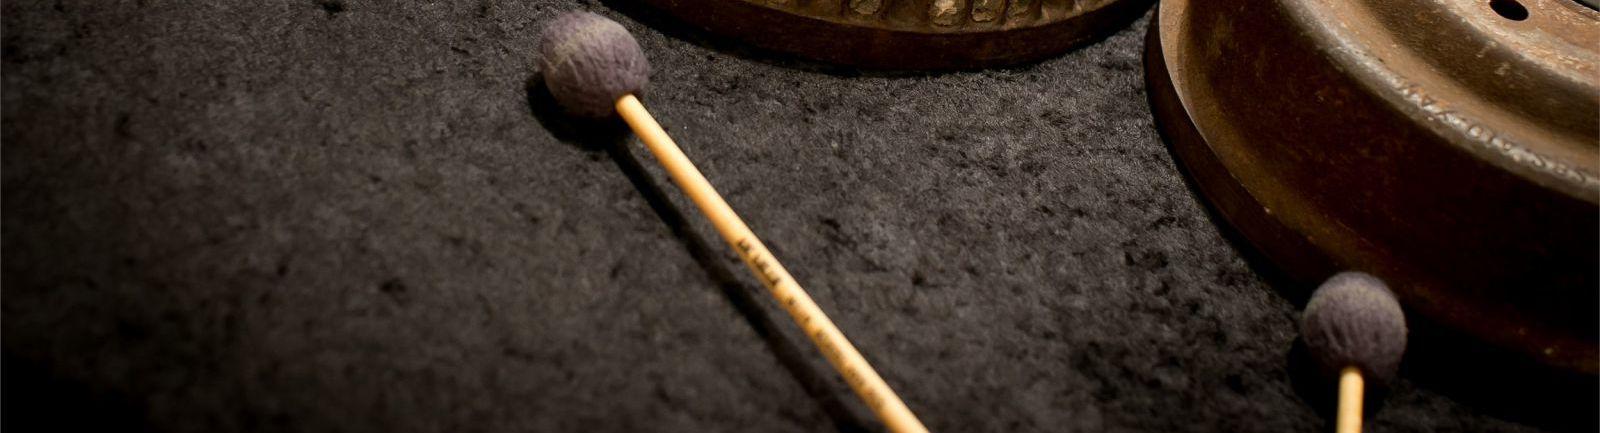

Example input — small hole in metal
[1490,0,1529,21]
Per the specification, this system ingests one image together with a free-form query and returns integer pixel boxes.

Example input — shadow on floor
[2,351,155,433]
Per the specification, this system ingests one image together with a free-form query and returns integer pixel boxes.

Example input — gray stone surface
[0,1,1584,432]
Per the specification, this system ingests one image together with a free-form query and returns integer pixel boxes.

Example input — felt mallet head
[1300,271,1409,384]
[538,11,650,118]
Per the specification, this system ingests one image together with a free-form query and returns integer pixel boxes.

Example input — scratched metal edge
[630,0,1152,69]
[1286,0,1600,204]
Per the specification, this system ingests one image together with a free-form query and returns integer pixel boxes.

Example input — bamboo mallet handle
[615,94,929,433]
[1336,367,1363,433]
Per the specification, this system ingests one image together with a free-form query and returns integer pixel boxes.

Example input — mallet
[538,12,930,433]
[1300,271,1408,433]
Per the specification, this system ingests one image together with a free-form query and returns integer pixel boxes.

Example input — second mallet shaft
[615,94,929,433]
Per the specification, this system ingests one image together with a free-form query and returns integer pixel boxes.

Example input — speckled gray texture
[538,11,649,117]
[1301,272,1407,384]
[0,1,1585,432]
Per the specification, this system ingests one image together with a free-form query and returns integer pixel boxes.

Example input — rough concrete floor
[2,1,1591,432]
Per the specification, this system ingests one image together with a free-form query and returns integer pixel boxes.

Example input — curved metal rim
[1285,0,1600,203]
[632,0,1153,69]
[1146,0,1599,374]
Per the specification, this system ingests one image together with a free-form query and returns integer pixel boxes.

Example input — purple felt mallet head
[538,11,650,118]
[1301,271,1409,384]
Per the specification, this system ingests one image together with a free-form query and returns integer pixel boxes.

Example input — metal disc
[633,0,1152,69]
[1145,0,1599,373]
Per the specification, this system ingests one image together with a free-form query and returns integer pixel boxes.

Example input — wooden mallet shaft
[1336,366,1363,433]
[615,94,930,433]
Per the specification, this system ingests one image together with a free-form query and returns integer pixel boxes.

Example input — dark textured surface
[0,1,1584,432]
[1300,272,1407,384]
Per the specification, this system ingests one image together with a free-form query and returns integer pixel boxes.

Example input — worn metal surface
[632,0,1151,69]
[1145,0,1600,373]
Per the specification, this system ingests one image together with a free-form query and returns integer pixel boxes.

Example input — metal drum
[1145,0,1599,373]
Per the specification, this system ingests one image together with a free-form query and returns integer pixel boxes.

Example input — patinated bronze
[1146,0,1599,373]
[635,0,1152,69]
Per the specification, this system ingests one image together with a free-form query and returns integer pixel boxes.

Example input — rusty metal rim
[1145,0,1598,374]
[1284,0,1600,203]
[631,0,1153,70]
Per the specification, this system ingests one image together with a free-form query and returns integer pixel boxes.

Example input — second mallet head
[1301,271,1409,385]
